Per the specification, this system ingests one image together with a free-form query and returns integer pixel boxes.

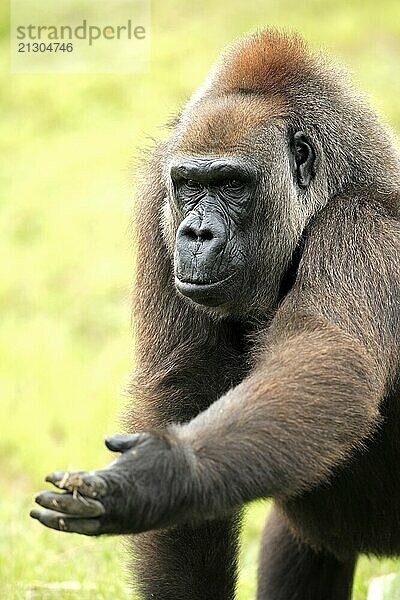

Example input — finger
[35,491,105,517]
[45,471,108,498]
[30,509,101,535]
[104,433,143,453]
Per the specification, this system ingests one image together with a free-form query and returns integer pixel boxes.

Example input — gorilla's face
[164,126,316,316]
[170,156,255,308]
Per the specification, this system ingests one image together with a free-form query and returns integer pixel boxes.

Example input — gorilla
[31,30,400,600]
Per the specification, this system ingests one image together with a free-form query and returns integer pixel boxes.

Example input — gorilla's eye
[224,179,244,190]
[182,179,203,192]
[220,179,247,197]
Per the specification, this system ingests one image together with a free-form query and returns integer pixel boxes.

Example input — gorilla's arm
[31,199,399,536]
[30,321,382,535]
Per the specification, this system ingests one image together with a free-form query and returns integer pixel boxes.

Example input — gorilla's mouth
[174,273,236,306]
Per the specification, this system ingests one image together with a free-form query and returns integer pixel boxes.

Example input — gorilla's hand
[30,431,195,536]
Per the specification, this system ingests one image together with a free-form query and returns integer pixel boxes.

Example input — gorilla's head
[161,30,396,316]
[162,96,317,316]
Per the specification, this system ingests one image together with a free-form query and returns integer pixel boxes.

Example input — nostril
[200,229,213,242]
[184,228,198,242]
[181,225,214,243]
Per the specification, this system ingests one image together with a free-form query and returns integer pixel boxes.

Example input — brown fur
[175,94,286,155]
[209,30,314,95]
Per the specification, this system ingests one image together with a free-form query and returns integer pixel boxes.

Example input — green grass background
[1,0,400,597]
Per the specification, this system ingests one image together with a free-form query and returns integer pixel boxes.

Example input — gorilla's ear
[293,131,315,189]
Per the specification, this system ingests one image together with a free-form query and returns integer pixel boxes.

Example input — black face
[170,157,256,307]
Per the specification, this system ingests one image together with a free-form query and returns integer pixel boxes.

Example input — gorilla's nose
[175,217,226,281]
[176,217,225,257]
[179,222,214,244]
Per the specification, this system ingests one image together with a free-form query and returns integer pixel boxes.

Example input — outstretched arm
[30,314,388,535]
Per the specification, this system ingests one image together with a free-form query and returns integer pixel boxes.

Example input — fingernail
[45,471,64,484]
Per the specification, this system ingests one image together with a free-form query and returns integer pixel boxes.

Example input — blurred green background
[1,0,400,598]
